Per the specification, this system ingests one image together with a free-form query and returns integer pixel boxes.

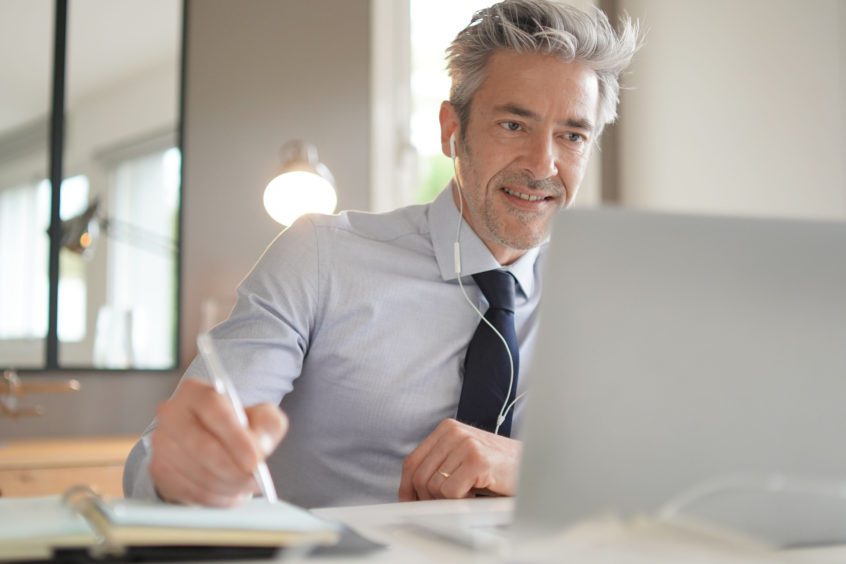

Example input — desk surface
[305,498,846,564]
[0,436,135,469]
[0,436,136,498]
[312,497,511,563]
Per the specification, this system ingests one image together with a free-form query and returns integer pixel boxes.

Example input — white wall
[616,0,845,220]
[181,0,371,367]
[3,0,372,439]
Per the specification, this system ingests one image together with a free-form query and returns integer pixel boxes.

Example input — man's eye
[500,121,522,132]
[566,132,585,144]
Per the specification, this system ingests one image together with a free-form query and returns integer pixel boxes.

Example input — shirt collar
[428,182,541,298]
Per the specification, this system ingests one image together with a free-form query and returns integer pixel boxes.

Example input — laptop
[514,208,846,547]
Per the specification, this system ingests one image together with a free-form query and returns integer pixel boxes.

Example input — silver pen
[197,333,279,503]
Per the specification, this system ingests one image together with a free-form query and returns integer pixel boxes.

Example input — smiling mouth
[502,186,553,202]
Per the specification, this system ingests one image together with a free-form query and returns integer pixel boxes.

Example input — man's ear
[439,101,460,158]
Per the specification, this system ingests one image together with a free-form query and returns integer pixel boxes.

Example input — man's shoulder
[258,201,435,270]
[304,201,432,244]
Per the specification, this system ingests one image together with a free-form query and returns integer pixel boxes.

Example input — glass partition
[0,0,54,368]
[0,0,183,371]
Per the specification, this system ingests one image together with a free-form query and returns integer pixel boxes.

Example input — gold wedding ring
[438,470,450,479]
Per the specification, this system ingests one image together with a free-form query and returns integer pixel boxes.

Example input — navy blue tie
[457,269,519,436]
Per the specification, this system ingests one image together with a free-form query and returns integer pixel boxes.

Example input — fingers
[409,422,469,500]
[149,378,285,506]
[150,429,255,507]
[398,419,522,502]
[246,403,288,456]
[399,419,452,501]
[434,440,488,499]
[186,382,263,474]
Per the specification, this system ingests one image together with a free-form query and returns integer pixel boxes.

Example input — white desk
[302,498,846,563]
[310,498,511,563]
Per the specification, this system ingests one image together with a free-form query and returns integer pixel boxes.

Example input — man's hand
[149,378,288,507]
[398,418,522,501]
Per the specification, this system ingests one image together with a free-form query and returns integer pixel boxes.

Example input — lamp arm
[101,217,176,255]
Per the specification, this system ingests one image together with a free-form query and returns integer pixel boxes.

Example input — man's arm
[148,379,287,506]
[124,217,322,505]
[398,418,522,501]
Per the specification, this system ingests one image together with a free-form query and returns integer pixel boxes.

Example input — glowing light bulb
[263,171,337,226]
[263,141,337,226]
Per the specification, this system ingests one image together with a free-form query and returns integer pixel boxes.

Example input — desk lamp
[263,140,337,226]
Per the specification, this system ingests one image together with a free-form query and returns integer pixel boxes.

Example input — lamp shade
[263,141,337,226]
[60,197,101,256]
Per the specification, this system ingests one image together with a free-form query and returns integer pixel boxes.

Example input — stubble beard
[471,169,565,252]
[457,132,566,253]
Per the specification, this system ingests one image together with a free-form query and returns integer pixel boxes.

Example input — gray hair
[446,0,641,137]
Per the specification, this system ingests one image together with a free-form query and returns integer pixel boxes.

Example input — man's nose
[522,134,558,181]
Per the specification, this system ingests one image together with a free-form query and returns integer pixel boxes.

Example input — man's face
[440,50,600,264]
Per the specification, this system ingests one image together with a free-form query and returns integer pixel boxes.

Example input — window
[102,147,180,368]
[0,0,183,370]
[409,0,492,204]
[371,0,503,211]
[57,174,90,343]
[0,173,91,365]
[0,180,50,341]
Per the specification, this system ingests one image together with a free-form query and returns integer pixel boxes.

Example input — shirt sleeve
[123,216,322,498]
[123,426,159,500]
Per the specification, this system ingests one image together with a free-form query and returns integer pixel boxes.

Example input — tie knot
[472,269,516,312]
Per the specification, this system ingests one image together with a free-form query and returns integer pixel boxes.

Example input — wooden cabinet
[0,436,137,498]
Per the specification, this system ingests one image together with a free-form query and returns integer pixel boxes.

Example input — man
[124,0,639,508]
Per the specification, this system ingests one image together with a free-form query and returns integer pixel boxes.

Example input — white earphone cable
[450,133,522,435]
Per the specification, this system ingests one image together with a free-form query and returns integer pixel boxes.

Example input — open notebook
[0,485,340,562]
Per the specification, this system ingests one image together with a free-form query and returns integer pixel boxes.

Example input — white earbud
[450,131,461,275]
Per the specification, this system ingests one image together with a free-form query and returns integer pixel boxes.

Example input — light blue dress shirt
[124,185,545,508]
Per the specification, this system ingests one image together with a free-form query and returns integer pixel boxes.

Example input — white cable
[499,389,529,425]
[450,136,520,436]
[657,473,846,522]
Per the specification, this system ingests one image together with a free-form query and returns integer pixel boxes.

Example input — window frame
[4,0,187,372]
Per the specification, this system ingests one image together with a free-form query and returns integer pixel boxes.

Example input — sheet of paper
[104,497,339,533]
[0,495,93,540]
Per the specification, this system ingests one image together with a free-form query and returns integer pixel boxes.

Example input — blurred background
[0,0,842,447]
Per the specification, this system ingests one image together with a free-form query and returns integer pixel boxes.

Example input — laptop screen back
[515,209,846,542]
